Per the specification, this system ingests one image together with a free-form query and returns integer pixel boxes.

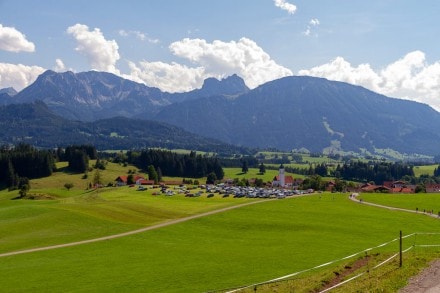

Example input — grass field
[1,191,440,292]
[359,193,440,214]
[222,167,281,182]
[1,163,440,292]
[413,164,436,177]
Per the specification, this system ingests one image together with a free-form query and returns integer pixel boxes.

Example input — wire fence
[213,232,440,293]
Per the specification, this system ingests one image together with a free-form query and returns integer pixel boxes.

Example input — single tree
[147,165,158,183]
[259,163,266,174]
[93,169,102,187]
[242,160,249,174]
[127,174,134,185]
[18,183,30,198]
[64,183,74,190]
[156,167,163,182]
[206,172,217,184]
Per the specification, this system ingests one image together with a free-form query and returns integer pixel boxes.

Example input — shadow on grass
[56,166,84,175]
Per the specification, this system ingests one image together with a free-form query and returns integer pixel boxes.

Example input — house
[326,181,336,192]
[361,183,391,193]
[115,175,153,186]
[115,176,128,186]
[383,180,407,189]
[426,184,440,193]
[383,181,415,193]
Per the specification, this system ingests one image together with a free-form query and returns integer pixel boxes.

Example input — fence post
[399,230,403,268]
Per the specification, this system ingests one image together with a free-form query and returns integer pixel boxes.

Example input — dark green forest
[127,149,225,180]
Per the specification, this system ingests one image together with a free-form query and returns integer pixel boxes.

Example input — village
[114,165,440,198]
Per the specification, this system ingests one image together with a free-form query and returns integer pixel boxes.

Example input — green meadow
[413,164,436,177]
[359,193,440,214]
[1,190,440,292]
[1,163,440,292]
[222,167,281,182]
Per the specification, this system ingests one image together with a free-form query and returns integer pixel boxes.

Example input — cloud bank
[299,51,440,111]
[0,63,44,90]
[128,37,293,92]
[0,24,35,53]
[67,24,120,74]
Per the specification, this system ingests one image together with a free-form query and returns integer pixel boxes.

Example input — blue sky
[1,0,440,110]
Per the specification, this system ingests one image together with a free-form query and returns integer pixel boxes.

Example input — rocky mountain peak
[200,74,249,96]
[0,87,18,96]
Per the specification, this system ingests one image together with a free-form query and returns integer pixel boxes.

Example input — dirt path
[349,194,440,292]
[349,194,440,219]
[0,199,273,258]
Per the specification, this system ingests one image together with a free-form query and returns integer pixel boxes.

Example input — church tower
[279,164,285,187]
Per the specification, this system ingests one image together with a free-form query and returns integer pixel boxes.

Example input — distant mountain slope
[11,70,169,121]
[5,70,440,155]
[154,76,440,155]
[9,70,250,121]
[0,101,249,154]
[0,87,16,105]
[0,87,17,96]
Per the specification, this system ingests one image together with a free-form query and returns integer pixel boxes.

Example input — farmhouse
[115,175,154,186]
[383,180,415,193]
[360,181,415,193]
[360,183,391,193]
[426,184,440,193]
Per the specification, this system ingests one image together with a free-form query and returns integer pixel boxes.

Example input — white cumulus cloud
[0,63,45,91]
[169,37,292,89]
[298,51,440,111]
[274,0,297,14]
[126,37,292,92]
[0,24,35,52]
[53,58,66,72]
[67,23,120,74]
[303,18,320,36]
[310,18,320,26]
[126,61,205,93]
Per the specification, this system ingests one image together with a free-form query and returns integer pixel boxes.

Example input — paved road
[0,199,273,258]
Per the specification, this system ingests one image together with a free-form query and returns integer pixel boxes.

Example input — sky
[1,0,440,110]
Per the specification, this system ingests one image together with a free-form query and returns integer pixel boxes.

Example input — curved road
[0,199,273,258]
[349,193,440,219]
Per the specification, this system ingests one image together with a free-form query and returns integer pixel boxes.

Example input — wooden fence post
[400,230,403,268]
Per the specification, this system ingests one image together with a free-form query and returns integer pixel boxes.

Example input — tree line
[0,144,55,190]
[335,161,414,184]
[126,149,224,181]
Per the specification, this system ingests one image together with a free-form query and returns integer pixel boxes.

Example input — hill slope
[0,101,248,154]
[154,76,440,155]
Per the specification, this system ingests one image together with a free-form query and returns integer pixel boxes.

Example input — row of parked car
[139,184,314,199]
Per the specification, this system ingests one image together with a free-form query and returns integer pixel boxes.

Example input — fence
[216,232,440,293]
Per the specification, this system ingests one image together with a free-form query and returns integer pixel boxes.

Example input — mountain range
[2,70,440,156]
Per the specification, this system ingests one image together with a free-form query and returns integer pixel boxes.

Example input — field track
[350,194,440,219]
[0,198,274,258]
